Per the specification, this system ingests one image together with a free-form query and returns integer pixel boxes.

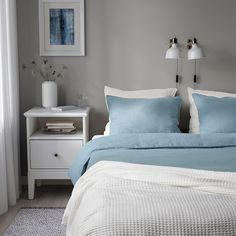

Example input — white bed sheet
[92,135,105,140]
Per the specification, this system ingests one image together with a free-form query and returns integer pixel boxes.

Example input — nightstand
[24,107,90,199]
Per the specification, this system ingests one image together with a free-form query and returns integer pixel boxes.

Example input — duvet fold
[69,133,236,184]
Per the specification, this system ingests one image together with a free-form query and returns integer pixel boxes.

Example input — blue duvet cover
[69,133,236,184]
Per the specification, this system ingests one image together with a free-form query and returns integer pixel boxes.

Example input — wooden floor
[0,185,72,235]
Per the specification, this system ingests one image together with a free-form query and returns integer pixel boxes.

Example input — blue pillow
[193,94,236,133]
[106,95,181,134]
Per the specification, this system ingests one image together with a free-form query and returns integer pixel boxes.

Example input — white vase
[42,81,58,108]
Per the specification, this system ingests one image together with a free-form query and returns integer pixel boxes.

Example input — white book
[42,127,76,134]
[47,125,75,129]
[51,105,78,112]
[46,121,74,127]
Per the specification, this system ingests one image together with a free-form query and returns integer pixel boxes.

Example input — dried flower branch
[22,58,68,82]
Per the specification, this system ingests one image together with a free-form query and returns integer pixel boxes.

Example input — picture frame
[39,0,85,56]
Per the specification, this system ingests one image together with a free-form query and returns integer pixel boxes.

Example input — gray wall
[17,0,236,175]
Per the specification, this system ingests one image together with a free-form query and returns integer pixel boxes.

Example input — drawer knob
[54,153,58,157]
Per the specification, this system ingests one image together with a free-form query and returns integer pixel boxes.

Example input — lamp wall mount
[168,37,178,48]
[187,38,198,49]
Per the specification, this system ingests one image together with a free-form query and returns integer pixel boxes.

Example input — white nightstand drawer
[30,140,82,169]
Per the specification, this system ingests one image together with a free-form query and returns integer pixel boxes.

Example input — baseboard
[21,176,72,186]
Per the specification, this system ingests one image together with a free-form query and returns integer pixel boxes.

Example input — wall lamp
[165,37,205,87]
[187,38,205,86]
[165,37,180,86]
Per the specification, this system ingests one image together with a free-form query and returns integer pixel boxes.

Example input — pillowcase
[104,86,178,135]
[188,87,236,133]
[193,94,236,133]
[106,95,181,135]
[105,86,177,98]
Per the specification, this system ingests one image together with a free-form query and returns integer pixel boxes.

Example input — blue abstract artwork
[49,9,74,45]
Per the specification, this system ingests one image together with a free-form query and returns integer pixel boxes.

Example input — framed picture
[39,0,85,56]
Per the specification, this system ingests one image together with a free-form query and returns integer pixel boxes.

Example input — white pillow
[188,87,236,133]
[104,86,178,135]
[105,86,177,99]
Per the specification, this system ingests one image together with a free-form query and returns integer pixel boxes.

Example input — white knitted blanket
[63,161,236,236]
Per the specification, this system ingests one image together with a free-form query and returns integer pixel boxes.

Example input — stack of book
[43,121,76,134]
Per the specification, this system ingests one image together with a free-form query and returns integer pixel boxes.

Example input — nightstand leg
[28,172,35,200]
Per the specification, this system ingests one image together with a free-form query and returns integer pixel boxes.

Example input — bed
[63,87,236,235]
[63,133,236,236]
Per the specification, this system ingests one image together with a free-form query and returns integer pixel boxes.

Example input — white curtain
[0,0,20,215]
